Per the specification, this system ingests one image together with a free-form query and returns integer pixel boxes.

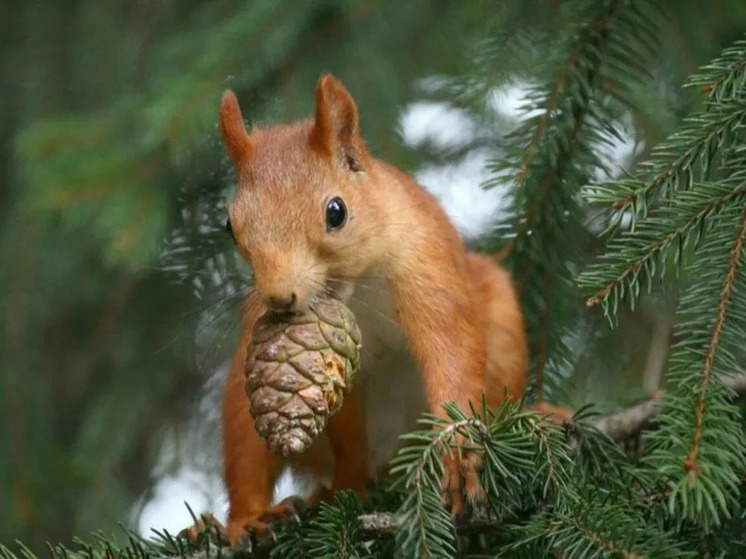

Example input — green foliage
[0,521,226,559]
[482,0,664,403]
[580,34,746,534]
[382,397,692,558]
[270,492,380,559]
[15,111,170,269]
[506,499,694,559]
[342,3,746,557]
[0,404,692,559]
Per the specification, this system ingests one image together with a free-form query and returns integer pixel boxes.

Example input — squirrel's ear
[309,74,367,172]
[219,90,254,170]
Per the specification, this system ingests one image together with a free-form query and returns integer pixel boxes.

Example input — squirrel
[195,74,571,545]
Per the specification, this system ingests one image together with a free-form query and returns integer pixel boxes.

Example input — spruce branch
[270,491,373,559]
[7,386,746,559]
[510,501,694,559]
[389,400,567,558]
[583,180,746,312]
[578,35,746,533]
[496,0,630,263]
[566,523,644,559]
[525,409,574,501]
[687,37,746,101]
[511,0,624,194]
[600,99,746,217]
[582,36,746,228]
[639,205,746,529]
[482,0,662,407]
[684,204,746,475]
[389,410,469,559]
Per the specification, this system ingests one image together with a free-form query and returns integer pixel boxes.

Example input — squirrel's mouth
[264,281,353,319]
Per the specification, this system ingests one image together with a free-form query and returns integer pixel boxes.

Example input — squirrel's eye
[225,218,236,242]
[326,197,347,231]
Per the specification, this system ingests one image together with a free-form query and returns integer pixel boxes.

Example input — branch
[590,372,746,442]
[513,0,622,189]
[356,373,746,538]
[358,512,503,537]
[685,205,746,474]
[609,108,746,211]
[358,512,400,535]
[586,181,746,308]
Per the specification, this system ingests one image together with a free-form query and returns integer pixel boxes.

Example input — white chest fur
[342,273,428,473]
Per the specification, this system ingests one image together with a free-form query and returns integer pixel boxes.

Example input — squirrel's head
[219,74,385,312]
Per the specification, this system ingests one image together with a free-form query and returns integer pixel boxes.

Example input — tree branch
[591,372,746,442]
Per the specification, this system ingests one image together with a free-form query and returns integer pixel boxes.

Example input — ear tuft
[219,90,254,169]
[309,74,367,172]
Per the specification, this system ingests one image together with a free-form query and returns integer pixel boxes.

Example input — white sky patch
[136,465,227,536]
[414,149,508,239]
[488,80,541,121]
[134,369,229,536]
[135,464,299,536]
[397,83,530,238]
[398,101,479,150]
[413,74,456,95]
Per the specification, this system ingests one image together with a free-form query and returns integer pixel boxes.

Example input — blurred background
[1,0,745,553]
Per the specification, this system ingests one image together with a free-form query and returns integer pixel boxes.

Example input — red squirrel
[211,74,566,544]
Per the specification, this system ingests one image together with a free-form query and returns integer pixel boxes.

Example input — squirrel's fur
[210,75,563,544]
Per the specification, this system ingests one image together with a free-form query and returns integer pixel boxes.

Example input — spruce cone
[245,297,361,457]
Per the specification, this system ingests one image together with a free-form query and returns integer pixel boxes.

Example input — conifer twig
[684,206,746,474]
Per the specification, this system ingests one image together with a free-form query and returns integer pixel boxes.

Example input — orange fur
[210,74,564,544]
[219,91,254,171]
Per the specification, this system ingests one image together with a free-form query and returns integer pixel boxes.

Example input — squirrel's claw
[179,494,315,548]
[441,449,487,516]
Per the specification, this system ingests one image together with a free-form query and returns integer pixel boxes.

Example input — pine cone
[245,297,362,457]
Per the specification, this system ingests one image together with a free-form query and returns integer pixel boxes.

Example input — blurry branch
[69,275,136,388]
[640,308,671,393]
[358,512,400,536]
[591,372,746,442]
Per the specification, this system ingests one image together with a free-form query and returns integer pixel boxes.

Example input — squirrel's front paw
[179,495,313,548]
[441,449,487,516]
[179,511,228,543]
[229,496,312,544]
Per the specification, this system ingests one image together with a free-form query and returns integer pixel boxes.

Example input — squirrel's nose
[267,292,297,312]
